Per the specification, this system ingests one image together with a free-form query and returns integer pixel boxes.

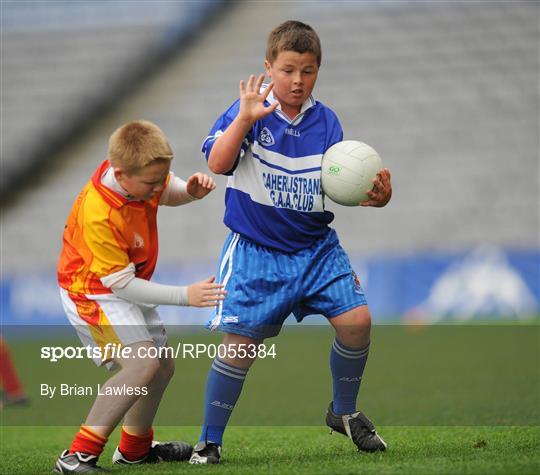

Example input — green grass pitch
[1,324,539,473]
[1,426,538,474]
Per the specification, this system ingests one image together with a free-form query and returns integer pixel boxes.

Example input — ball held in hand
[321,140,383,206]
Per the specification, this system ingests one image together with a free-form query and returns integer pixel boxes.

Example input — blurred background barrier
[1,246,537,324]
[1,1,538,325]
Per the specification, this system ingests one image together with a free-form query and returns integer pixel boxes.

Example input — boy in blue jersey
[190,20,392,464]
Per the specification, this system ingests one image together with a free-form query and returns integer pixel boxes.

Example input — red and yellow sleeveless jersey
[58,160,166,296]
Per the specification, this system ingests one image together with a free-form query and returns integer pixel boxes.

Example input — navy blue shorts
[207,229,367,339]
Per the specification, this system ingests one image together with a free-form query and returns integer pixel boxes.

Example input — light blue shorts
[207,229,367,340]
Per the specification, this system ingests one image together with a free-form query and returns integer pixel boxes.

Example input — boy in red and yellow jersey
[54,120,224,473]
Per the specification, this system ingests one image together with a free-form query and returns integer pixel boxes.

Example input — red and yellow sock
[119,427,154,461]
[69,425,107,456]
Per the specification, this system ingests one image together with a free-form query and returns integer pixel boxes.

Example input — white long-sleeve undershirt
[159,174,198,206]
[100,263,189,306]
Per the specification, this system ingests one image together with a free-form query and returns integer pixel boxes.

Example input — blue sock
[330,339,370,415]
[198,359,248,445]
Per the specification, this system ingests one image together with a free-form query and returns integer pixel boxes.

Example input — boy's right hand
[207,74,278,175]
[238,74,278,124]
[187,276,227,307]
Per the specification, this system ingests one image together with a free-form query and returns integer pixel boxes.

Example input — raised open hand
[238,74,279,124]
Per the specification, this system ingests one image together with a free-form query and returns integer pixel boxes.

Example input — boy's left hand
[187,172,217,199]
[360,168,392,207]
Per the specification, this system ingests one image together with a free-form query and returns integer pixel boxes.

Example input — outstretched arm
[101,264,226,307]
[160,172,216,206]
[111,276,226,307]
[208,74,278,174]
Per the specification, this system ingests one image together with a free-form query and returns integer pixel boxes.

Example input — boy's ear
[113,167,124,181]
[264,59,271,76]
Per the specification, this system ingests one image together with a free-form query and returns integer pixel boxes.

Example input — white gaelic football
[321,140,383,206]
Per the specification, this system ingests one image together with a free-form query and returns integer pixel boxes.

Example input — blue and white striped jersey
[202,89,343,252]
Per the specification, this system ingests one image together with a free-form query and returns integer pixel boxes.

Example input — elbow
[208,158,228,175]
[207,161,222,174]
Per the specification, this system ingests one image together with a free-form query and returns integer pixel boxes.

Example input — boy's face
[114,159,170,201]
[265,50,319,118]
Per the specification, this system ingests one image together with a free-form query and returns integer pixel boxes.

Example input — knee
[221,333,260,369]
[335,307,372,346]
[347,307,372,330]
[135,356,161,386]
[158,357,175,383]
[353,308,372,331]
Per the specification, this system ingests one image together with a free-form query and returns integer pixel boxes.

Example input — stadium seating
[2,1,538,273]
[1,1,223,193]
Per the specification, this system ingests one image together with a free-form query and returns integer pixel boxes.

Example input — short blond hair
[108,120,173,175]
[266,20,321,67]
